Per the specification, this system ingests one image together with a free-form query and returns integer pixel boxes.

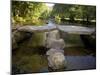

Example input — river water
[43,20,96,72]
[12,20,96,74]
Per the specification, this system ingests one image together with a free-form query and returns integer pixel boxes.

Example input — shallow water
[39,47,96,72]
[12,47,96,74]
[12,20,96,74]
[40,56,96,72]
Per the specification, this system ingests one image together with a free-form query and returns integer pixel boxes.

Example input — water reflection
[12,46,96,74]
[12,20,96,74]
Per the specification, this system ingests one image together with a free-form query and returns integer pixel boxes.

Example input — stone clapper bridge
[12,21,95,71]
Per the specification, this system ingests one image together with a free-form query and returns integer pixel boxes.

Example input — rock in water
[45,30,66,70]
[46,48,66,70]
[46,38,65,49]
[12,31,32,50]
[46,30,60,39]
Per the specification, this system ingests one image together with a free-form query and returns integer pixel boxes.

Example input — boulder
[46,38,65,49]
[46,30,60,40]
[46,48,66,70]
[45,30,65,49]
[12,30,32,50]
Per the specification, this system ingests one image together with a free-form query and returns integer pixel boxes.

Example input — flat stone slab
[58,25,95,35]
[18,25,57,32]
[17,25,95,35]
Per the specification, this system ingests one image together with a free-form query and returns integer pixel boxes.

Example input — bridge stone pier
[12,24,95,71]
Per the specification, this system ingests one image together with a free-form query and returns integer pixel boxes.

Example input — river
[12,20,96,74]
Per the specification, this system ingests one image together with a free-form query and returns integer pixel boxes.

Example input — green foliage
[12,1,51,25]
[12,1,96,26]
[81,6,96,21]
[51,4,96,24]
[55,15,61,24]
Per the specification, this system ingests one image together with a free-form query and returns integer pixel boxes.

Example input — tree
[12,1,51,25]
[51,4,96,25]
[82,6,96,22]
